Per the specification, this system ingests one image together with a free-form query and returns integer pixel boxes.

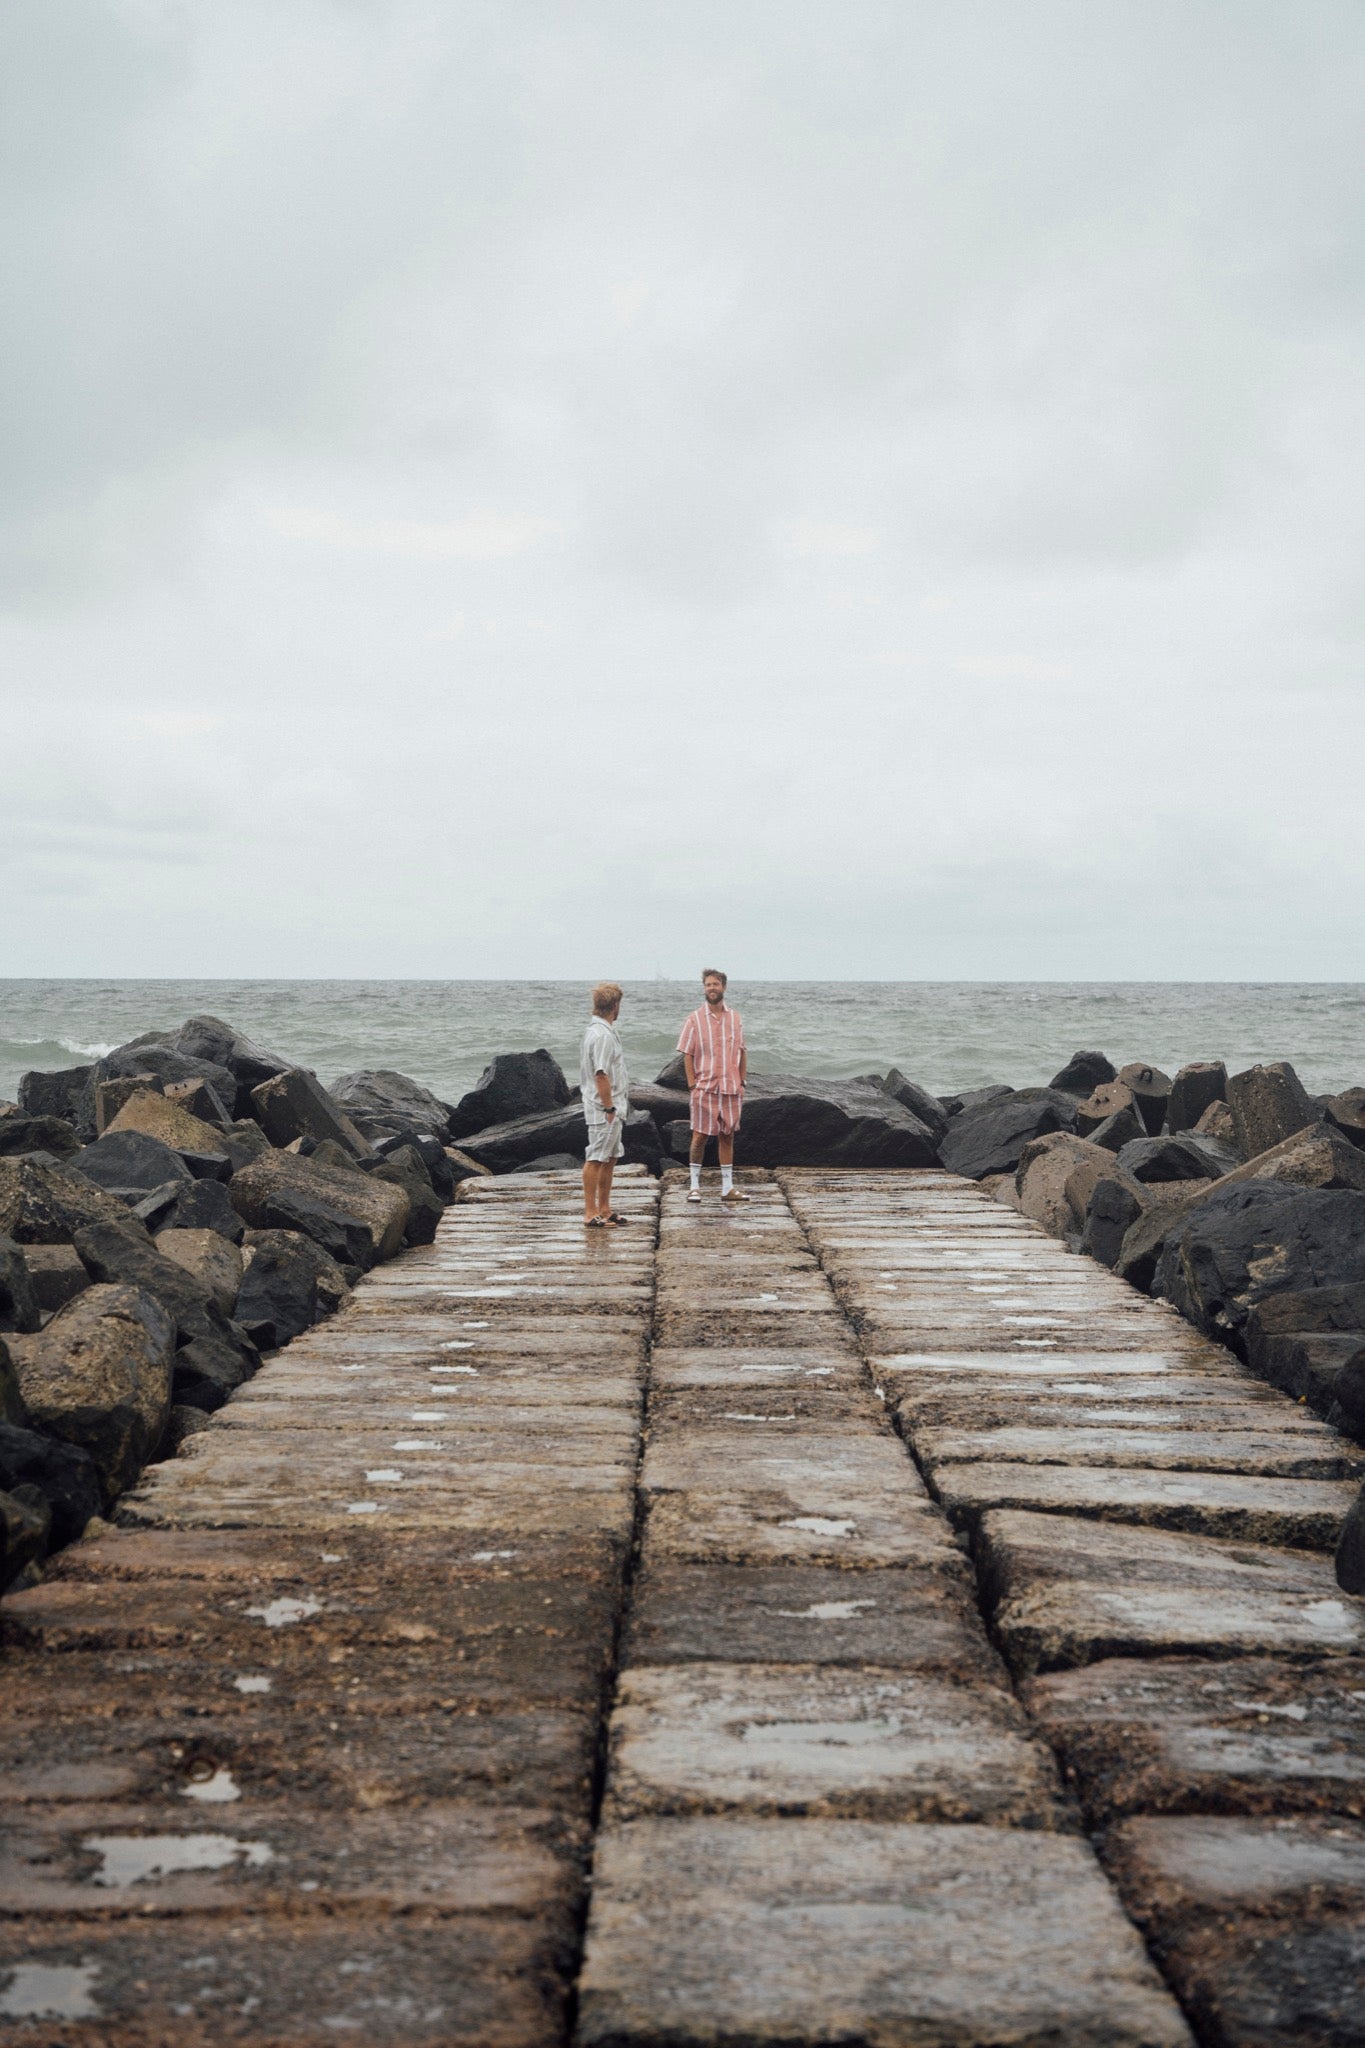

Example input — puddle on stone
[233,1676,272,1694]
[1233,1699,1308,1721]
[439,1340,476,1351]
[777,1599,876,1621]
[410,1410,445,1422]
[430,1364,477,1375]
[471,1548,517,1562]
[181,1766,241,1804]
[0,1962,100,2021]
[393,1440,440,1452]
[84,1833,272,1887]
[244,1597,321,1629]
[364,1469,403,1484]
[346,1502,382,1515]
[463,1320,490,1328]
[724,1413,796,1423]
[740,1716,902,1748]
[339,1366,368,1374]
[782,1516,855,1537]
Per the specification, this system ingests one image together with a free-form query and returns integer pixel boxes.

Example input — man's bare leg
[599,1158,616,1219]
[583,1160,607,1222]
[718,1131,750,1202]
[688,1128,707,1200]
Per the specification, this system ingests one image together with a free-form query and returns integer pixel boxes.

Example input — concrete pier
[2,1166,1364,2045]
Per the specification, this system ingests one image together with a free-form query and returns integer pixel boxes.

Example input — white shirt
[580,1017,629,1117]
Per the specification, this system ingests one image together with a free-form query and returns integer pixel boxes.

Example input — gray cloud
[3,0,1364,977]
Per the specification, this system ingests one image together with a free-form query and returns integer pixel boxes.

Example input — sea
[2,980,1363,1110]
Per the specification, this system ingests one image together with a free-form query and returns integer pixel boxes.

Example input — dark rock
[443,1147,492,1188]
[0,1156,131,1243]
[20,1243,90,1314]
[234,1229,349,1350]
[1332,1353,1365,1440]
[1114,1134,1235,1184]
[455,1103,665,1174]
[142,1177,245,1243]
[1226,1061,1318,1158]
[939,1085,1015,1119]
[1213,1123,1365,1196]
[654,1052,689,1091]
[1155,1183,1365,1347]
[1244,1284,1365,1370]
[0,1335,22,1425]
[155,1229,243,1318]
[95,1074,163,1134]
[223,1119,271,1163]
[240,1189,372,1275]
[166,1014,292,1113]
[1,1486,49,1586]
[177,1148,234,1183]
[161,1404,213,1454]
[1088,1105,1147,1154]
[374,1130,455,1200]
[0,1238,40,1334]
[1082,1178,1148,1269]
[229,1149,408,1261]
[1325,1087,1365,1151]
[1115,1063,1172,1135]
[17,1064,97,1136]
[1337,1488,1365,1594]
[8,1283,175,1498]
[1115,1196,1204,1293]
[511,1153,584,1173]
[938,1094,1076,1180]
[0,1420,102,1548]
[249,1068,374,1159]
[1074,1083,1137,1136]
[102,1041,239,1118]
[329,1069,455,1143]
[72,1220,259,1392]
[1194,1098,1240,1150]
[1166,1061,1228,1134]
[1049,1051,1117,1096]
[448,1050,572,1140]
[365,1145,443,1246]
[162,1076,233,1128]
[730,1075,939,1170]
[667,1121,692,1158]
[303,1139,361,1175]
[0,1116,81,1161]
[878,1070,950,1143]
[629,1083,692,1134]
[171,1334,256,1413]
[72,1129,194,1203]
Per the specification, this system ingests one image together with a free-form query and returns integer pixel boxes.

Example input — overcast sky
[3,0,1363,980]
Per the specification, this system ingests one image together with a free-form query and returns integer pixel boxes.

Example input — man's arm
[738,1046,747,1088]
[594,1067,615,1117]
[683,1052,697,1089]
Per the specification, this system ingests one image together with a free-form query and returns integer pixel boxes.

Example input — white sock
[721,1164,734,1194]
[689,1162,701,1191]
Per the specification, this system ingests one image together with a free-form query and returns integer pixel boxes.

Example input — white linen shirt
[580,1017,629,1117]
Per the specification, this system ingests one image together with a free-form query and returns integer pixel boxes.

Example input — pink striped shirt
[678,1003,746,1095]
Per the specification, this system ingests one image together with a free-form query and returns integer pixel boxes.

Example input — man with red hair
[678,968,749,1203]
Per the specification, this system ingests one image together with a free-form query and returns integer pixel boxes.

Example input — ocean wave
[1,1035,116,1061]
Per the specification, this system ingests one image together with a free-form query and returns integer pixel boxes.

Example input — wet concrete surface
[4,1163,1365,2044]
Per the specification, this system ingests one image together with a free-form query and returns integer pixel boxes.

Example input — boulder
[105,1089,237,1175]
[0,1116,82,1161]
[1114,1134,1237,1184]
[162,1405,213,1453]
[72,1129,194,1203]
[0,1335,22,1425]
[1155,1183,1365,1348]
[21,1244,90,1314]
[223,1118,271,1163]
[1081,1177,1150,1270]
[1325,1087,1365,1151]
[1331,1353,1365,1441]
[629,1083,692,1133]
[171,1334,257,1413]
[1075,1083,1137,1137]
[1210,1122,1365,1196]
[1194,1098,1239,1148]
[364,1145,444,1247]
[444,1147,493,1187]
[733,1075,939,1169]
[1115,1063,1171,1135]
[155,1229,244,1318]
[938,1093,1076,1180]
[140,1177,245,1244]
[1244,1284,1365,1372]
[101,1041,238,1117]
[939,1084,1014,1118]
[0,1156,131,1243]
[1014,1134,1111,1239]
[0,1238,40,1335]
[71,1219,259,1386]
[1338,1487,1365,1595]
[654,1052,689,1091]
[162,1075,233,1128]
[1,1487,49,1586]
[95,1074,163,1134]
[249,1068,374,1160]
[1115,1195,1205,1293]
[1048,1051,1117,1096]
[511,1153,583,1172]
[164,1014,292,1111]
[1087,1105,1147,1154]
[17,1064,97,1138]
[1166,1061,1227,1134]
[229,1149,408,1262]
[1063,1153,1143,1235]
[1226,1061,1318,1158]
[9,1283,175,1497]
[455,1104,666,1173]
[373,1130,455,1200]
[0,1420,102,1548]
[449,1050,573,1140]
[235,1229,349,1351]
[329,1069,455,1143]
[877,1069,950,1143]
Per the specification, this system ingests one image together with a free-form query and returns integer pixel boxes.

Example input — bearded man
[678,968,750,1203]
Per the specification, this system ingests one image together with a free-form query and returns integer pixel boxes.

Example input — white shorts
[585,1112,625,1163]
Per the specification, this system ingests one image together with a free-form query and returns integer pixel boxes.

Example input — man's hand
[683,1055,697,1090]
[595,1072,614,1117]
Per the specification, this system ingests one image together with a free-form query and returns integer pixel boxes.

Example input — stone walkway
[2,1165,1364,2044]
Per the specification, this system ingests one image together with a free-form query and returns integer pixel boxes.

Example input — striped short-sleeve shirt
[678,1003,745,1095]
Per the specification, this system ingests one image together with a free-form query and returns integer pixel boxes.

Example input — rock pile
[980,1049,1365,1597]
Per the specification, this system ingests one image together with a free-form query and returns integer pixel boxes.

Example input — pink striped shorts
[690,1089,742,1138]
